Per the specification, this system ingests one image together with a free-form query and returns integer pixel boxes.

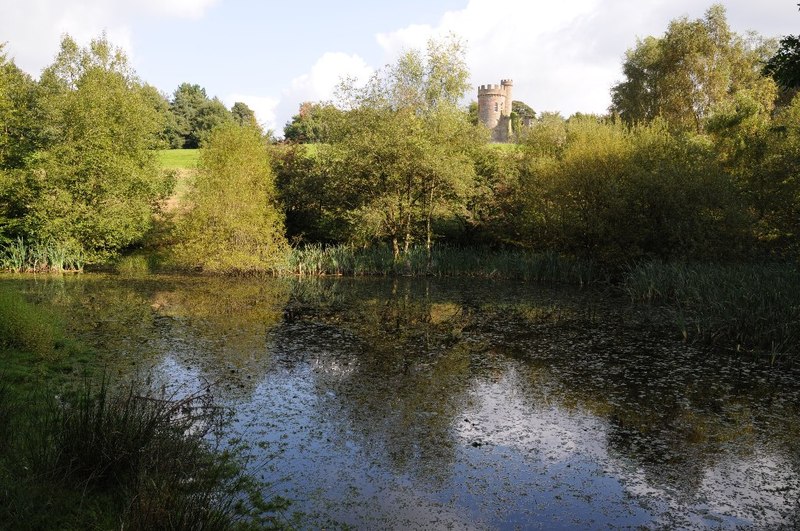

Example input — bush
[172,123,289,273]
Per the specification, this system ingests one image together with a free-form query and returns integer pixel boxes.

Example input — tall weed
[623,261,800,356]
[281,244,600,284]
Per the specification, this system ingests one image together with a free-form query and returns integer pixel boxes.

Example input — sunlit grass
[156,149,200,170]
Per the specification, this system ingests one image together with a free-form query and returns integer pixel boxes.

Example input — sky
[1,0,798,135]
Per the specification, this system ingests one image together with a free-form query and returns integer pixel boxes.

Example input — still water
[7,274,800,529]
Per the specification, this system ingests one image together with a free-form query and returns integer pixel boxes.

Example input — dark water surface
[5,274,800,529]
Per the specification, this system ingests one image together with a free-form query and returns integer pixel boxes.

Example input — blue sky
[1,1,797,134]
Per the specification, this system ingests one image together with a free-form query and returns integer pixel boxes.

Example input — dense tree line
[1,4,798,272]
[0,36,171,264]
[0,35,280,269]
[275,6,800,265]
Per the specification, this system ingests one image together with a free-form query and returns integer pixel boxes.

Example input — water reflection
[4,274,799,528]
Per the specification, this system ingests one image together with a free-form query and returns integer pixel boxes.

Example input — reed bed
[281,244,600,285]
[0,238,85,272]
[623,261,800,356]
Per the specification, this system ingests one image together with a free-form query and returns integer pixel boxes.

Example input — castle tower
[478,79,513,142]
[500,79,513,117]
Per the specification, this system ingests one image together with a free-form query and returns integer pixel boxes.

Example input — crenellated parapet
[478,84,503,94]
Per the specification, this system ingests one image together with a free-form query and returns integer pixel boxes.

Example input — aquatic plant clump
[623,261,800,355]
[0,238,86,273]
[0,376,288,529]
[282,244,600,284]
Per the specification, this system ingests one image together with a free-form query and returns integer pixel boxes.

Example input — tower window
[494,102,498,112]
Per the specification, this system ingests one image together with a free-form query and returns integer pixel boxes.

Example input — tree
[169,83,206,148]
[168,83,233,148]
[18,34,172,263]
[763,35,800,102]
[283,102,345,143]
[0,43,36,170]
[140,84,180,149]
[331,35,480,258]
[231,101,258,128]
[512,101,536,121]
[193,97,233,145]
[610,4,775,132]
[466,101,479,126]
[0,43,38,245]
[173,123,288,272]
[516,117,743,262]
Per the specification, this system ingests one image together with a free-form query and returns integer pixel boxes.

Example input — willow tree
[332,35,481,258]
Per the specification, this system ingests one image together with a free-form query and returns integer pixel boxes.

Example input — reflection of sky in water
[7,275,799,529]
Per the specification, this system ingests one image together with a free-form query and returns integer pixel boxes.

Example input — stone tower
[478,79,513,142]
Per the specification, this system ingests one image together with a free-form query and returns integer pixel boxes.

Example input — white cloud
[374,0,799,117]
[271,52,374,135]
[224,93,280,133]
[0,0,219,76]
[137,0,219,19]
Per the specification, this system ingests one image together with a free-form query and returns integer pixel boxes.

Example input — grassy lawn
[156,148,200,170]
[487,142,522,152]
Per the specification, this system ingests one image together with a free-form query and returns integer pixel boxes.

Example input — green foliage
[623,261,800,355]
[168,83,234,149]
[140,84,180,149]
[309,35,480,257]
[763,35,800,93]
[513,116,745,263]
[283,102,344,143]
[0,46,38,243]
[173,123,289,273]
[467,101,479,126]
[0,377,288,530]
[0,237,85,272]
[512,100,536,120]
[610,4,776,133]
[280,243,599,284]
[231,101,258,128]
[1,34,174,264]
[0,44,37,171]
[272,143,351,243]
[194,97,235,145]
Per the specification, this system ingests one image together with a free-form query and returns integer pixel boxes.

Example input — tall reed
[623,261,800,356]
[0,238,85,272]
[280,244,600,284]
[2,377,287,530]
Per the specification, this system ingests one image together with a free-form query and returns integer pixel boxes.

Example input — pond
[5,274,800,529]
